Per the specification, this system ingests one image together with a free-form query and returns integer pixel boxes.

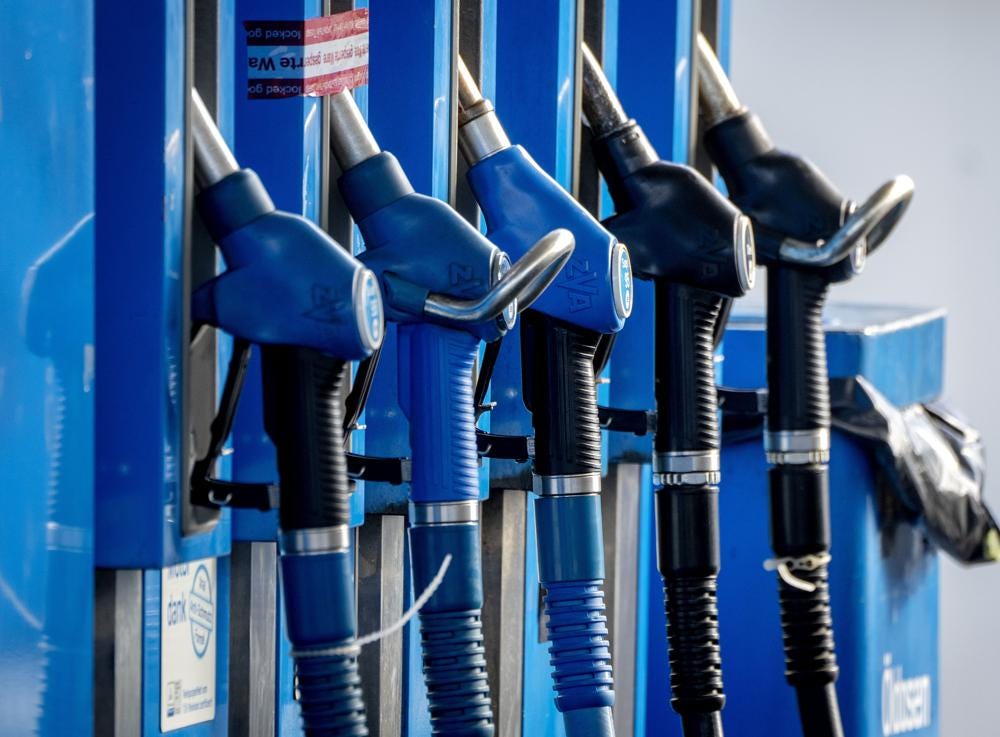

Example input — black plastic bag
[830,376,998,564]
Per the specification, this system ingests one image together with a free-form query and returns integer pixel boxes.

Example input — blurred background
[731,1,1000,732]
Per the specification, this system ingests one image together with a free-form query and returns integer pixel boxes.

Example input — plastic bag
[830,376,998,564]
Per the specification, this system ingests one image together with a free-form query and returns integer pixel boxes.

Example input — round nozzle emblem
[612,241,634,319]
[734,215,757,293]
[354,268,385,352]
[493,251,517,331]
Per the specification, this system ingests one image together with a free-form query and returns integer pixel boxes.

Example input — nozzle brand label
[161,558,217,731]
[555,257,599,313]
[881,653,932,735]
[612,242,634,319]
[358,270,384,350]
[244,9,369,99]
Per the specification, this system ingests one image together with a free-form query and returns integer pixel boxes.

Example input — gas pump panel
[93,1,233,733]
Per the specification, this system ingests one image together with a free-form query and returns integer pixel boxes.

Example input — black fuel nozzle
[581,43,759,737]
[694,35,914,737]
[694,34,913,274]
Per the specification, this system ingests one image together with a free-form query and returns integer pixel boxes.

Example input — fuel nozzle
[456,56,634,335]
[191,88,382,736]
[191,89,384,359]
[694,36,914,737]
[328,90,571,342]
[581,43,755,737]
[581,43,755,299]
[328,89,572,737]
[694,33,913,278]
[456,55,630,737]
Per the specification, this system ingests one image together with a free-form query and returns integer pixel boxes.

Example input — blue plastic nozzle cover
[194,168,384,360]
[466,145,632,334]
[340,151,510,344]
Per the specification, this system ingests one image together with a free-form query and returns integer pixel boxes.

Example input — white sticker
[160,557,217,731]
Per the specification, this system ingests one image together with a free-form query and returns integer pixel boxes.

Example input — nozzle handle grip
[521,313,603,477]
[261,346,352,531]
[399,323,482,504]
[766,266,831,435]
[654,285,723,454]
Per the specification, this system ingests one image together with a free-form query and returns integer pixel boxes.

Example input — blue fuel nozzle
[190,90,383,361]
[328,89,571,737]
[456,61,633,335]
[190,88,376,736]
[456,60,620,737]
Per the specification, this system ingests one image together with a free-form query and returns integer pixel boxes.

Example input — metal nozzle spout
[328,90,381,170]
[580,43,628,137]
[695,33,744,127]
[455,55,511,164]
[191,88,239,187]
[457,56,485,116]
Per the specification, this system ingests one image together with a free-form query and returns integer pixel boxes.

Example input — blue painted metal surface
[93,0,237,732]
[717,304,943,737]
[94,0,231,569]
[0,4,95,735]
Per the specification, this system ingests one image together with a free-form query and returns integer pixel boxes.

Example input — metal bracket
[598,405,656,435]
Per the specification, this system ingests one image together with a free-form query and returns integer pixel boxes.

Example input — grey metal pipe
[457,56,485,115]
[328,90,381,170]
[191,88,239,187]
[695,33,744,127]
[580,43,628,137]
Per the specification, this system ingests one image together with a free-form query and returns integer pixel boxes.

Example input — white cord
[763,552,832,593]
[292,553,453,658]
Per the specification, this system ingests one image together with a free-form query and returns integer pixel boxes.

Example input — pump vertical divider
[487,2,587,734]
[94,1,234,734]
[226,0,329,733]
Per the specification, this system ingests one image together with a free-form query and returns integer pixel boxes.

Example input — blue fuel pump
[326,89,573,737]
[579,44,756,737]
[189,89,383,736]
[694,36,914,737]
[455,57,633,737]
